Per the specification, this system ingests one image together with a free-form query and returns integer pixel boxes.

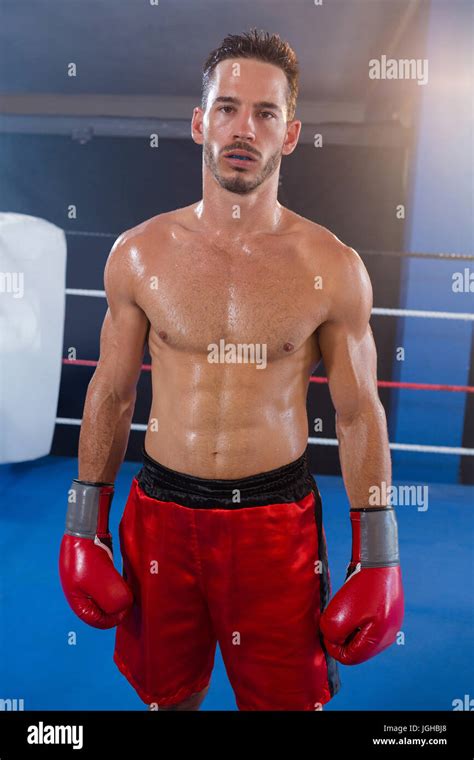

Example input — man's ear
[191,106,204,145]
[282,119,302,156]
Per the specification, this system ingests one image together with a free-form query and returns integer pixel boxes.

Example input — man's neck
[195,174,284,238]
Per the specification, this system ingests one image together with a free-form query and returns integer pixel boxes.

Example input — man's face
[194,58,299,195]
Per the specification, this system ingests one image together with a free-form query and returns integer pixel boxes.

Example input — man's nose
[232,110,256,141]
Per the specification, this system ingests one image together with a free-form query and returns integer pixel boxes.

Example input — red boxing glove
[320,507,404,665]
[59,480,133,629]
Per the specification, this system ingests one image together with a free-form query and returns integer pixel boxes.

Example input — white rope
[64,289,474,321]
[66,288,106,298]
[55,421,473,454]
[56,417,148,432]
[65,230,117,238]
[307,437,474,456]
[372,307,474,321]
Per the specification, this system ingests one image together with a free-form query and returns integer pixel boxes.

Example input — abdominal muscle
[143,353,312,479]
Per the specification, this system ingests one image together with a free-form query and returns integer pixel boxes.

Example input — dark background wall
[0,131,408,475]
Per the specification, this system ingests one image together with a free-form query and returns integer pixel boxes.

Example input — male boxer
[60,29,404,711]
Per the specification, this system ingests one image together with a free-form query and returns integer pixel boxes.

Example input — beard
[203,143,282,195]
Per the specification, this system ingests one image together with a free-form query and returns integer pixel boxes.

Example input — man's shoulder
[112,205,194,250]
[286,212,372,319]
[285,210,362,271]
[105,207,199,280]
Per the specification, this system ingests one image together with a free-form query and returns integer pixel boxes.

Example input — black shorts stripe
[310,480,342,699]
[137,447,316,509]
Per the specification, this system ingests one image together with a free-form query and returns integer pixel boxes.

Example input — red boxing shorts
[113,449,341,710]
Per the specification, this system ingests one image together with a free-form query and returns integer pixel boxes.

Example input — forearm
[335,400,391,509]
[78,372,137,482]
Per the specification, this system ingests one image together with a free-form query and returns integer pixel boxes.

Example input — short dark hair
[202,29,299,121]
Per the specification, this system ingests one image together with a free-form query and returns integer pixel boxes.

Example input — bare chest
[137,237,327,359]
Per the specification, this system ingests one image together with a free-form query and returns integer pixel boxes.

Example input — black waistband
[136,447,316,509]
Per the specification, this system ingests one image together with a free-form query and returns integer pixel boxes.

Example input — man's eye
[260,111,275,119]
[219,106,234,113]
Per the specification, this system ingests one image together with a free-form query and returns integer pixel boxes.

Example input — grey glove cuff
[65,480,114,539]
[351,507,400,568]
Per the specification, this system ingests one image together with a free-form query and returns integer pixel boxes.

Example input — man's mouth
[223,151,257,163]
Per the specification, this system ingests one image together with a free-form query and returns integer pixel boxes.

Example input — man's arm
[316,246,404,665]
[78,232,150,482]
[317,246,391,508]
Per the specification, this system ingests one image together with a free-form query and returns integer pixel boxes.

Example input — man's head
[192,29,301,196]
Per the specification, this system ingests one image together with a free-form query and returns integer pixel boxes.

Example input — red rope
[63,359,474,393]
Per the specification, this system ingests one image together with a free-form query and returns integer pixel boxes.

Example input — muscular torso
[129,204,339,477]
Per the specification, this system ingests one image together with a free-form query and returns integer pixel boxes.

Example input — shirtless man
[59,30,404,711]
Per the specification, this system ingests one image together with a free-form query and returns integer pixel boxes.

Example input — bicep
[317,247,378,419]
[93,237,149,400]
[318,319,378,420]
